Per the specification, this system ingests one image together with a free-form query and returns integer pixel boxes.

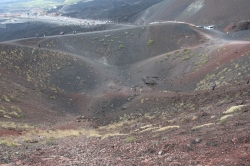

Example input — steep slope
[11,23,250,94]
[0,42,114,124]
[136,0,250,27]
[59,0,164,23]
[1,11,250,166]
[3,23,249,125]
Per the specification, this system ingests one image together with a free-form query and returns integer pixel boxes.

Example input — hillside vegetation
[1,1,250,165]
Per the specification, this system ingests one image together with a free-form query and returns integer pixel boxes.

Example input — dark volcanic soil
[136,0,250,27]
[1,22,250,165]
[58,0,164,23]
[224,21,250,33]
[1,1,250,165]
[0,22,127,42]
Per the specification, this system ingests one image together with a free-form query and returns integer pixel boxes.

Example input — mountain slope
[136,0,250,27]
[1,2,250,165]
[59,0,164,22]
[2,22,250,124]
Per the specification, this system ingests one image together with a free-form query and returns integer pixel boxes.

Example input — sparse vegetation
[154,126,179,132]
[0,140,17,147]
[119,44,124,49]
[219,115,233,124]
[224,105,245,114]
[182,56,190,61]
[11,106,22,112]
[147,39,154,45]
[1,6,250,164]
[2,95,10,102]
[125,136,136,143]
[192,123,214,130]
[183,49,191,54]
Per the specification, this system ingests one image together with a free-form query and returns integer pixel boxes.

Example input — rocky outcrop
[224,21,250,33]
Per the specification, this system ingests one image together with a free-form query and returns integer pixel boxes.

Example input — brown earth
[0,21,250,165]
[224,21,250,33]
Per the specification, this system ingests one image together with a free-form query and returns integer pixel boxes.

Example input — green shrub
[184,49,191,54]
[147,39,154,45]
[125,136,136,143]
[11,106,22,112]
[202,60,207,64]
[119,44,124,49]
[182,57,190,61]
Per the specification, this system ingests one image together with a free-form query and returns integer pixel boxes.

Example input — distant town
[0,9,113,27]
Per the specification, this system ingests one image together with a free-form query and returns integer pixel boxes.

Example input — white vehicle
[204,25,214,30]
